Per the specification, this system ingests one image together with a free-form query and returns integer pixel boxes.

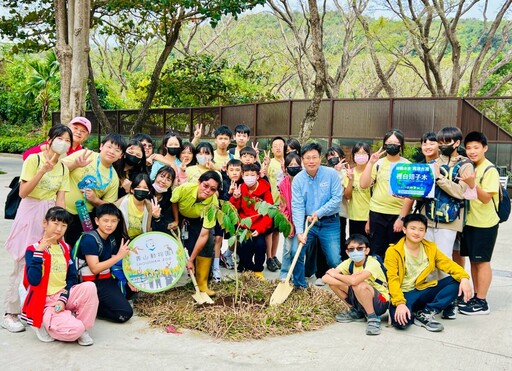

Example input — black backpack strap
[348,260,355,274]
[87,230,105,257]
[481,165,500,214]
[348,256,386,286]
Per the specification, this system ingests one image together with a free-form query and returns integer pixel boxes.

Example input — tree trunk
[131,21,182,135]
[54,0,90,125]
[87,56,115,133]
[298,0,327,144]
[69,0,90,118]
[54,0,72,124]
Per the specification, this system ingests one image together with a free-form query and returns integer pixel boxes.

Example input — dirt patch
[135,273,346,341]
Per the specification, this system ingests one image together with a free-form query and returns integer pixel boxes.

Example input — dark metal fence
[52,97,512,170]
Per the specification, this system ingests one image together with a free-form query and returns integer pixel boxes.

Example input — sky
[251,0,510,20]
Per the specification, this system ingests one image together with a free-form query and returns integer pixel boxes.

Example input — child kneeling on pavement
[21,207,99,345]
[385,214,472,332]
[322,234,389,335]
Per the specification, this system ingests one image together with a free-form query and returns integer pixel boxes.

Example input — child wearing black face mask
[277,152,302,281]
[418,127,476,295]
[325,145,349,262]
[114,140,148,199]
[359,129,414,259]
[115,173,158,239]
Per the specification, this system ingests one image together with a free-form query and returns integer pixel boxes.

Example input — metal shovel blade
[173,230,214,305]
[269,218,317,306]
[190,273,214,304]
[192,290,214,305]
[270,281,294,306]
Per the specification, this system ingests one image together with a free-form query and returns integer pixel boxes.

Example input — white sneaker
[221,251,234,269]
[212,267,222,283]
[314,278,325,286]
[77,330,94,346]
[33,325,55,342]
[1,314,25,333]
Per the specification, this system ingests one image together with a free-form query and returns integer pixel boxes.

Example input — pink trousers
[42,282,99,342]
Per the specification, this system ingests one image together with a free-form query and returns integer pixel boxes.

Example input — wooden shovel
[171,229,214,305]
[270,218,316,306]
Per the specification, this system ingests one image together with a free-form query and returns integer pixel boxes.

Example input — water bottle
[75,199,94,232]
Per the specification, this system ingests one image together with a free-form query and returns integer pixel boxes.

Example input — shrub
[0,136,44,154]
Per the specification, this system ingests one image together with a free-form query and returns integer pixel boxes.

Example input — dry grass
[135,273,347,341]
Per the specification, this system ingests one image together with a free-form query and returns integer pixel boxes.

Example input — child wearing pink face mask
[345,142,372,238]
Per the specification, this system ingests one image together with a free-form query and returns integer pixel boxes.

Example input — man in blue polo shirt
[291,142,343,288]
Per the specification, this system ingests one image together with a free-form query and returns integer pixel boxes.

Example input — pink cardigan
[278,176,295,237]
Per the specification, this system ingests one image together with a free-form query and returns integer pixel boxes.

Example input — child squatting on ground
[385,214,473,332]
[322,234,389,336]
[21,207,99,345]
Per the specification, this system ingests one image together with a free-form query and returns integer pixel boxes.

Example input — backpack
[348,255,387,287]
[72,230,117,279]
[424,161,468,224]
[481,166,511,223]
[5,155,40,219]
[4,175,22,219]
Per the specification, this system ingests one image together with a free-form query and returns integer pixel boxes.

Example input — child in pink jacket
[21,207,99,345]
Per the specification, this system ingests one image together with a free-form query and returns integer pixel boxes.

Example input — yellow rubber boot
[253,271,265,281]
[195,256,216,296]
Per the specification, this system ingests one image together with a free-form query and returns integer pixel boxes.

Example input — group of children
[1,116,503,343]
[321,128,501,335]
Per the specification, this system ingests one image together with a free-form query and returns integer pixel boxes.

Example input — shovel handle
[181,245,202,295]
[170,228,181,241]
[171,229,202,295]
[283,217,317,285]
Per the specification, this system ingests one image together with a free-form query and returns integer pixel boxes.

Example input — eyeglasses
[201,182,218,193]
[347,245,366,252]
[142,143,153,148]
[103,144,123,155]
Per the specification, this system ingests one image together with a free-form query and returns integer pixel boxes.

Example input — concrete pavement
[0,155,511,370]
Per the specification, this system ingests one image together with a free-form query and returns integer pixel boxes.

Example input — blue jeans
[280,236,297,280]
[389,276,459,329]
[292,215,341,288]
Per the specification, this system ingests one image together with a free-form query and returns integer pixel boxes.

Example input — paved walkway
[0,155,511,370]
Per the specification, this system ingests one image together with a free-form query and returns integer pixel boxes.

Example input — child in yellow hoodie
[384,214,472,332]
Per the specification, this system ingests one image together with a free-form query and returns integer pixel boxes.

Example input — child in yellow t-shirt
[2,125,71,334]
[459,131,501,315]
[322,234,389,336]
[385,214,472,332]
[360,129,413,258]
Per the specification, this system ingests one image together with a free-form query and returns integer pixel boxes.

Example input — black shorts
[461,224,498,262]
[347,286,389,316]
[214,222,223,237]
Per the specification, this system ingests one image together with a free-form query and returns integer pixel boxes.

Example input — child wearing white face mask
[2,125,71,334]
[322,234,389,336]
[229,163,274,279]
[185,142,221,183]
